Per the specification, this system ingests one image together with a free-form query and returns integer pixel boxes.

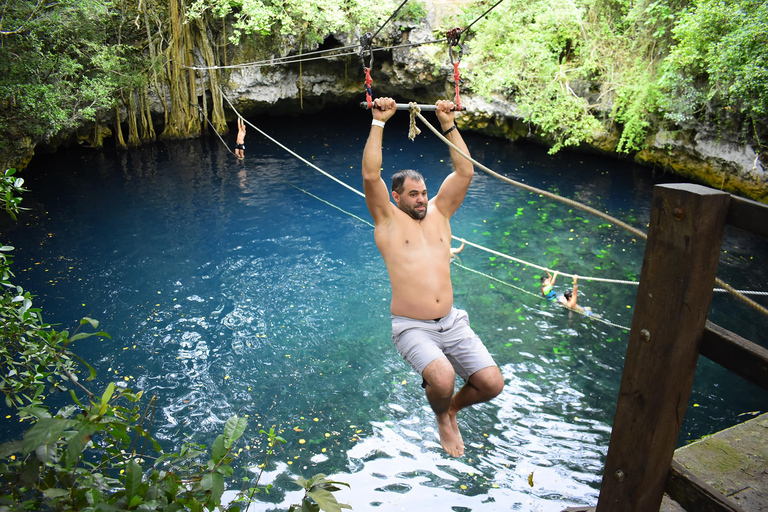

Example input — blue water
[3,107,767,511]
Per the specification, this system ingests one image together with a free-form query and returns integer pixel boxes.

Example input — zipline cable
[462,0,507,36]
[193,103,236,155]
[406,103,768,318]
[370,0,411,41]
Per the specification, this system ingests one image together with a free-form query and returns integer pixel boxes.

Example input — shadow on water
[3,107,767,511]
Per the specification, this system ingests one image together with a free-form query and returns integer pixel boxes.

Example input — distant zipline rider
[362,96,504,458]
[235,117,246,159]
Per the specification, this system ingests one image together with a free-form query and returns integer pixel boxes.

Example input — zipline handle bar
[359,101,457,112]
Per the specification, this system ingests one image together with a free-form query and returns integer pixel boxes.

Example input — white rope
[408,109,768,318]
[222,94,768,312]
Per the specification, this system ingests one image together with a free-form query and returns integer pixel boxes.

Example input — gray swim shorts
[391,306,496,384]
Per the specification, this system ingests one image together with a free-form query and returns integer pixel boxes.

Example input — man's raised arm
[433,100,474,219]
[362,97,397,225]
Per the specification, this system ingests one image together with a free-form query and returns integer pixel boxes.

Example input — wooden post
[596,184,730,512]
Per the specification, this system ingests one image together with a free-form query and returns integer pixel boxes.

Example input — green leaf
[125,458,143,503]
[22,418,78,455]
[209,471,224,505]
[307,488,348,512]
[211,434,226,464]
[223,415,247,449]
[100,382,116,415]
[0,440,23,459]
[80,317,99,329]
[65,423,98,468]
[42,488,70,498]
[69,353,98,381]
[69,330,110,342]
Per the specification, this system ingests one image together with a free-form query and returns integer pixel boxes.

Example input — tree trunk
[162,0,194,139]
[141,85,157,141]
[127,90,141,147]
[114,102,127,149]
[194,16,227,135]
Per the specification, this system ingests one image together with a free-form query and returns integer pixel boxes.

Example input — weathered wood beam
[596,184,731,512]
[725,194,768,238]
[666,460,746,512]
[700,321,768,392]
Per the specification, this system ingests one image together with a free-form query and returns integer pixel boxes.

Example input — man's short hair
[391,169,425,194]
[564,289,573,300]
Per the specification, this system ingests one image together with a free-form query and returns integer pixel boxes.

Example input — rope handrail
[407,103,768,318]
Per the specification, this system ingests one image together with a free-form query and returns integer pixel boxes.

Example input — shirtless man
[362,97,504,457]
[235,117,246,159]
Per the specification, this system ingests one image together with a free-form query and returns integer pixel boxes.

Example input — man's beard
[400,202,427,220]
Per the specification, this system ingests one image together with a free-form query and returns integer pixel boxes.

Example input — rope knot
[408,102,421,141]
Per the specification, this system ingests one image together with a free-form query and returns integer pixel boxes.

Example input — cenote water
[3,106,768,511]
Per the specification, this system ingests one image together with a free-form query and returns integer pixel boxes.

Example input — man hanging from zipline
[362,96,504,457]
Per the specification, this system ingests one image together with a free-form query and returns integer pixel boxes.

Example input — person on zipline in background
[235,117,246,159]
[558,275,594,317]
[362,96,504,458]
[541,270,559,301]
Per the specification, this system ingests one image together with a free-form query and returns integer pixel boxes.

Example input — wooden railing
[568,184,768,512]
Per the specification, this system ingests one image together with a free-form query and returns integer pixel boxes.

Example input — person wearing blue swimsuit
[541,270,559,301]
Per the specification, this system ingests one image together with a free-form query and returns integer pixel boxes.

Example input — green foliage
[0,0,148,146]
[0,169,26,220]
[658,0,768,137]
[393,0,427,23]
[462,0,765,153]
[462,0,602,152]
[290,474,351,512]
[187,0,392,46]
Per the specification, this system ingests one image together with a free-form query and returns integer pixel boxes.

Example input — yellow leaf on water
[528,471,534,487]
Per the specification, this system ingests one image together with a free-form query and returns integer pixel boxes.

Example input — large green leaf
[211,434,226,464]
[223,415,247,449]
[306,488,351,512]
[125,458,143,504]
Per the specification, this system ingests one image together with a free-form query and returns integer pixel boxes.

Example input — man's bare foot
[436,413,464,457]
[450,414,464,449]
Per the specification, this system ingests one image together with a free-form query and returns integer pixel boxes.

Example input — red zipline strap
[447,27,463,111]
[453,62,462,111]
[364,67,373,108]
[359,32,375,108]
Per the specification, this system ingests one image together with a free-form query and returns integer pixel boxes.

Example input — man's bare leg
[422,358,464,457]
[424,363,505,457]
[450,366,505,414]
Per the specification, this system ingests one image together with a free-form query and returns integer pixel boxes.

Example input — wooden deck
[563,412,768,512]
[667,412,768,512]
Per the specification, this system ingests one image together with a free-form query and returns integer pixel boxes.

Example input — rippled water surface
[4,107,768,511]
